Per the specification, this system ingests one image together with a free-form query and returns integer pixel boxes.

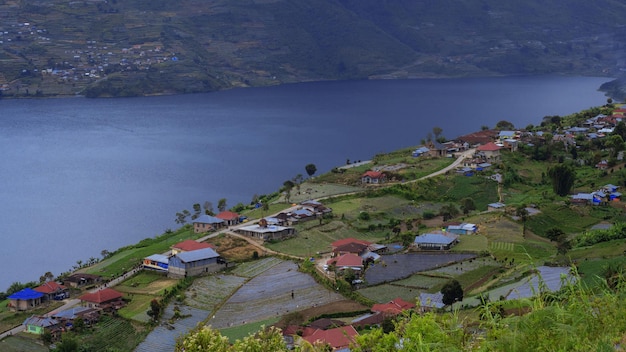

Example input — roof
[79,288,123,304]
[9,288,44,300]
[34,281,66,294]
[371,297,416,315]
[145,254,170,263]
[334,242,368,254]
[237,224,293,234]
[23,315,58,328]
[331,238,371,248]
[488,202,506,208]
[172,239,214,252]
[216,211,240,221]
[327,253,363,267]
[303,326,359,349]
[192,215,224,224]
[447,223,477,232]
[414,232,459,245]
[52,306,97,320]
[477,142,502,152]
[175,247,220,263]
[362,170,384,179]
[308,318,345,330]
[419,292,445,309]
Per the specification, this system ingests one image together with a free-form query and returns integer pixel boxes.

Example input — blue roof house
[413,232,459,250]
[168,248,225,278]
[192,215,225,234]
[8,288,44,311]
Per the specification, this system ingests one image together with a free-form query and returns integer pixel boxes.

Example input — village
[2,102,626,350]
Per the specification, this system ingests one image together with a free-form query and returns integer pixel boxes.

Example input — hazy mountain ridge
[1,0,625,97]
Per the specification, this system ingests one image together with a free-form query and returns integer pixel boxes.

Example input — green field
[0,335,48,352]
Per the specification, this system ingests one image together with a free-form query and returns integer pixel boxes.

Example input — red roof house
[476,142,502,160]
[371,297,416,316]
[326,253,364,271]
[361,171,386,184]
[331,238,371,249]
[171,240,215,255]
[34,282,68,301]
[216,211,240,226]
[303,325,359,350]
[78,288,124,310]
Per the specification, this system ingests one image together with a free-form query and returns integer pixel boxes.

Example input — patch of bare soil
[273,300,369,329]
[208,234,259,262]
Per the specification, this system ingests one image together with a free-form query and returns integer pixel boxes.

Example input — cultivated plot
[365,253,476,285]
[209,261,344,329]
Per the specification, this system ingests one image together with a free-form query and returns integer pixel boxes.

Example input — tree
[217,198,227,212]
[605,134,625,158]
[433,126,443,140]
[441,279,463,305]
[52,335,80,352]
[515,205,529,235]
[495,120,515,130]
[305,163,317,178]
[547,164,576,196]
[203,201,214,215]
[101,249,110,259]
[147,299,162,323]
[175,325,290,352]
[439,203,459,221]
[460,198,476,215]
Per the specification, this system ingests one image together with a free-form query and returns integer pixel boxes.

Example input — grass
[218,317,280,341]
[77,315,148,352]
[0,334,48,352]
[452,234,489,252]
[357,284,420,304]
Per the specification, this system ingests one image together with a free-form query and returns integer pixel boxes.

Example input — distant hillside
[1,0,626,97]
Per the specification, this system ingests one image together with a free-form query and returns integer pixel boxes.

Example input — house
[8,288,44,311]
[51,306,99,326]
[361,171,386,184]
[596,160,609,170]
[23,315,60,335]
[419,292,445,312]
[446,223,478,235]
[143,253,169,272]
[235,222,296,241]
[476,142,502,160]
[34,281,69,301]
[302,325,359,351]
[78,288,124,311]
[171,239,216,255]
[326,253,364,272]
[216,211,240,226]
[333,242,369,256]
[301,200,333,215]
[63,273,103,288]
[331,238,371,251]
[168,247,225,278]
[427,140,448,157]
[192,214,225,233]
[487,202,506,211]
[413,232,459,250]
[371,297,415,316]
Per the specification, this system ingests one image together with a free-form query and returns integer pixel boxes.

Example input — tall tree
[203,201,214,215]
[460,198,476,215]
[433,126,443,139]
[515,205,529,236]
[439,203,459,221]
[547,164,576,196]
[305,163,317,178]
[441,279,463,305]
[217,198,227,212]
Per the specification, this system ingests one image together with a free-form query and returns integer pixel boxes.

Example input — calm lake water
[0,76,611,290]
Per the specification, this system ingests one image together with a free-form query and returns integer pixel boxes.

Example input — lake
[0,75,611,290]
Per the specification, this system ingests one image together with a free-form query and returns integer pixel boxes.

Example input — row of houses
[571,184,622,205]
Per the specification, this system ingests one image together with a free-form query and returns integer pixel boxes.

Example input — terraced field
[209,261,344,329]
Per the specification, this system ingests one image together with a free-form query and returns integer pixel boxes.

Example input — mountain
[1,0,626,97]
